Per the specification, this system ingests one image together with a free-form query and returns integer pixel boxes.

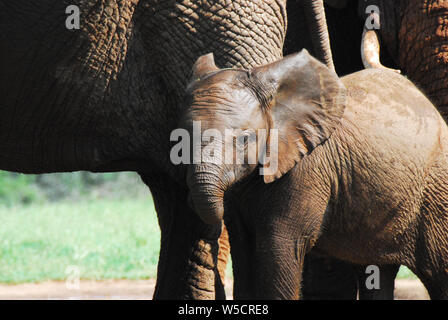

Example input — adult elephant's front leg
[140,173,225,300]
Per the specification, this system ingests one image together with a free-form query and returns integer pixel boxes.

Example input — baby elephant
[179,50,448,299]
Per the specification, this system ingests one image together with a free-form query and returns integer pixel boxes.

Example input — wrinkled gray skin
[182,50,448,299]
[0,0,302,299]
[0,0,418,300]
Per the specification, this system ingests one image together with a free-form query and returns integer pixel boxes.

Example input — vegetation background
[0,172,415,284]
[0,172,160,283]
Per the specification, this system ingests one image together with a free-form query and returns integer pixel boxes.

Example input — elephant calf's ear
[189,53,220,83]
[251,50,347,183]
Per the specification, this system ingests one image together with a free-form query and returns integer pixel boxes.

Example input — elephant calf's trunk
[187,166,227,225]
[190,186,225,225]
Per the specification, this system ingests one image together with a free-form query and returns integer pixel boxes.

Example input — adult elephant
[289,0,448,103]
[360,0,448,118]
[299,0,448,116]
[0,0,334,299]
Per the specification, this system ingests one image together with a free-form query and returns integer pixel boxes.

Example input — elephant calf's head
[176,50,346,225]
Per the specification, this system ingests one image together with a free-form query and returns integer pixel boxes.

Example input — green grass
[397,266,418,279]
[0,197,417,284]
[0,199,160,284]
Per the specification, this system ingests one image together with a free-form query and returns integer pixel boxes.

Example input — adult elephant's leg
[301,253,358,300]
[357,264,399,300]
[140,172,225,300]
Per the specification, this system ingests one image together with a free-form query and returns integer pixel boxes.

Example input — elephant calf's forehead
[189,70,247,93]
[190,73,256,106]
[187,74,264,128]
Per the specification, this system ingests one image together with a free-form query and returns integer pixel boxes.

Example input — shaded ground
[0,278,429,300]
[393,279,430,300]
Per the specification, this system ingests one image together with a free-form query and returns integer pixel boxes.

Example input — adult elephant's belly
[0,132,147,174]
[0,1,156,174]
[0,42,160,174]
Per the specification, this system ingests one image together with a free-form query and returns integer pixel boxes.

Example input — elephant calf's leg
[254,235,311,299]
[301,253,358,300]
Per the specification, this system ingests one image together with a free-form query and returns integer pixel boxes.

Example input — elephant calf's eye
[236,131,255,148]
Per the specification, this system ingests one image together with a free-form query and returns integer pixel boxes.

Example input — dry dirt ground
[0,278,429,300]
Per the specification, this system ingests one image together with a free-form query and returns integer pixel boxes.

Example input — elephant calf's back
[316,69,448,263]
[341,69,447,158]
